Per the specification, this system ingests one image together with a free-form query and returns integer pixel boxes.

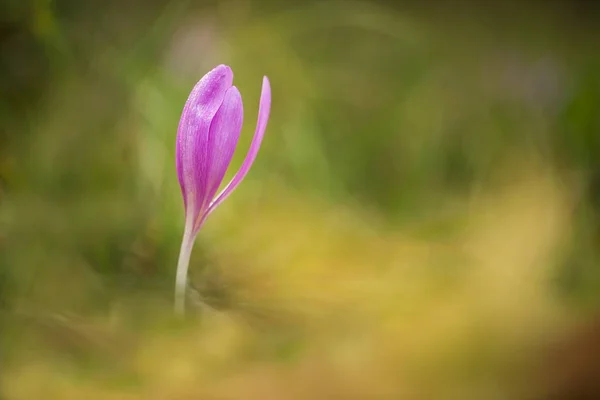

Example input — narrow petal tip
[206,74,272,214]
[262,76,271,99]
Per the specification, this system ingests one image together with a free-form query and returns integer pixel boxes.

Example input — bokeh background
[1,0,600,399]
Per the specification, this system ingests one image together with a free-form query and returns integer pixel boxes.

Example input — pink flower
[174,64,271,313]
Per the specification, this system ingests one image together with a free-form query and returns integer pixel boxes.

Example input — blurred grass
[1,0,600,399]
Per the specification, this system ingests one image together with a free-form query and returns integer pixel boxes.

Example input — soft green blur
[1,1,600,399]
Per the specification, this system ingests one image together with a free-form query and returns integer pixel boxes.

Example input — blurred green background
[1,0,600,399]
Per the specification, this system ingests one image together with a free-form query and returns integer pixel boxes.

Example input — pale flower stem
[175,224,194,315]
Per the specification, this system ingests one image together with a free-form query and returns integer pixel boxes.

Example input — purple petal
[207,76,271,215]
[176,64,233,222]
[192,86,244,233]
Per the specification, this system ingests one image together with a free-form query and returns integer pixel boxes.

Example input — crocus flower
[174,64,271,314]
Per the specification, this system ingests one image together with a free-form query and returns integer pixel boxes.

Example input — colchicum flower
[175,64,271,314]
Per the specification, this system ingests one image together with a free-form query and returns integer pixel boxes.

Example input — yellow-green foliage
[3,164,577,399]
